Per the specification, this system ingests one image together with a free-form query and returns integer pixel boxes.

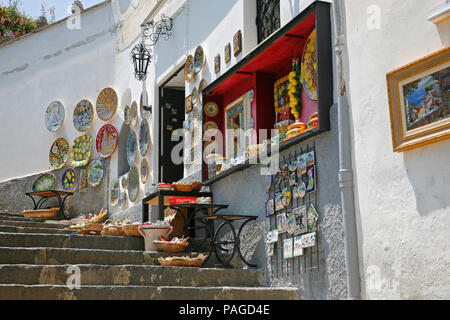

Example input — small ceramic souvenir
[275,192,284,211]
[32,173,56,192]
[191,87,198,105]
[266,198,275,217]
[87,160,104,187]
[127,165,139,203]
[306,151,315,166]
[282,188,291,207]
[307,204,319,232]
[185,95,193,114]
[283,238,293,259]
[71,135,93,168]
[193,45,205,74]
[289,172,296,186]
[287,211,296,235]
[140,158,149,184]
[281,164,289,184]
[273,171,281,186]
[277,213,287,233]
[306,165,316,193]
[126,130,137,166]
[204,102,219,118]
[49,137,70,170]
[139,119,150,157]
[184,55,195,81]
[79,169,88,193]
[73,99,94,132]
[96,87,118,121]
[45,101,65,132]
[233,30,242,56]
[96,124,118,159]
[265,175,272,191]
[118,192,127,208]
[297,154,307,176]
[298,181,306,198]
[293,236,304,257]
[300,232,316,248]
[293,205,308,234]
[266,230,279,244]
[130,101,138,127]
[110,179,120,207]
[288,158,297,172]
[61,167,76,192]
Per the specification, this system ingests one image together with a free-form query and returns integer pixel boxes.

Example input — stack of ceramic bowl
[285,121,307,140]
[156,183,174,191]
[307,112,319,130]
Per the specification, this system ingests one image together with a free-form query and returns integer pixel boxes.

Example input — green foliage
[0,0,37,39]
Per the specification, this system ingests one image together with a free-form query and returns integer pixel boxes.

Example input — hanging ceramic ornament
[127,130,137,166]
[282,187,291,207]
[307,204,319,232]
[276,213,287,233]
[79,169,88,193]
[127,165,139,203]
[71,135,93,168]
[306,165,316,193]
[140,158,149,184]
[288,158,297,172]
[265,198,275,217]
[297,154,307,176]
[139,119,150,157]
[289,172,296,186]
[193,45,205,74]
[124,105,131,125]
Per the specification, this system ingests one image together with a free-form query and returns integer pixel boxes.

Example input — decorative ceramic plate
[73,100,94,132]
[139,119,150,157]
[301,29,318,101]
[130,101,138,126]
[96,87,118,121]
[87,160,104,187]
[204,102,219,118]
[140,158,149,184]
[192,106,200,120]
[49,137,70,170]
[71,135,93,168]
[194,45,205,74]
[288,159,297,172]
[127,130,137,166]
[191,87,198,105]
[184,55,195,81]
[118,192,127,208]
[124,105,131,125]
[198,79,208,105]
[282,188,291,207]
[297,181,306,198]
[61,167,76,192]
[110,179,120,207]
[185,95,193,113]
[140,91,149,119]
[127,165,139,202]
[45,101,65,132]
[121,174,128,189]
[96,124,118,159]
[32,173,56,192]
[203,121,218,132]
[273,171,281,186]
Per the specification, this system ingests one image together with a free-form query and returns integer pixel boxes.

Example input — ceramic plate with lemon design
[301,29,318,101]
[49,137,70,170]
[71,135,93,168]
[61,167,77,191]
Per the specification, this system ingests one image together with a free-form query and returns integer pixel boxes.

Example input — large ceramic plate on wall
[126,130,137,166]
[45,101,65,132]
[301,29,318,101]
[96,87,118,121]
[96,124,119,159]
[88,160,104,187]
[49,137,70,170]
[71,135,93,168]
[139,118,150,157]
[73,100,94,132]
[61,167,77,192]
[127,165,139,202]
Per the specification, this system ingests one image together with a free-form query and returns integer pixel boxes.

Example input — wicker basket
[191,182,202,192]
[153,240,189,253]
[21,208,59,219]
[158,254,207,267]
[122,224,142,237]
[86,223,104,231]
[172,184,193,192]
[89,209,108,224]
[101,225,126,237]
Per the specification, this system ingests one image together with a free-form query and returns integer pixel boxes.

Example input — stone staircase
[0,213,299,300]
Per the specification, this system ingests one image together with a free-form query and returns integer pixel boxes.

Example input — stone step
[0,225,72,235]
[0,284,300,300]
[0,232,144,251]
[0,214,47,222]
[0,219,72,230]
[0,264,265,287]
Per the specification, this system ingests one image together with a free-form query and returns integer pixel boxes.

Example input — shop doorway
[158,65,185,183]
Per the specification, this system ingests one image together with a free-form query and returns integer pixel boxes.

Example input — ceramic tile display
[96,124,118,159]
[277,213,287,233]
[293,236,304,257]
[87,160,104,187]
[126,130,137,166]
[127,165,139,202]
[184,54,195,81]
[266,229,278,244]
[266,198,275,217]
[307,204,319,232]
[96,87,118,121]
[300,232,316,248]
[140,158,149,184]
[49,137,70,170]
[73,99,94,132]
[287,211,296,234]
[305,165,316,193]
[193,45,205,74]
[110,179,120,207]
[297,154,307,175]
[130,101,138,127]
[45,101,65,132]
[71,135,93,168]
[139,118,150,157]
[61,167,76,192]
[293,205,308,234]
[79,169,88,193]
[283,238,293,259]
[32,173,56,192]
[301,29,318,101]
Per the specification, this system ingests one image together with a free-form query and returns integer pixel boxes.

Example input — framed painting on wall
[225,43,231,63]
[387,47,450,152]
[233,30,242,56]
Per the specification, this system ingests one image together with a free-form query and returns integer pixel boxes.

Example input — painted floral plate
[96,87,118,121]
[184,55,195,81]
[204,102,219,118]
[121,174,128,189]
[73,100,94,132]
[61,167,77,192]
[127,165,139,203]
[32,173,56,192]
[141,158,149,184]
[301,29,318,101]
[45,101,65,132]
[71,135,93,168]
[96,124,118,159]
[127,130,137,166]
[139,118,150,157]
[88,160,104,187]
[194,45,205,74]
[110,179,120,207]
[191,86,198,105]
[49,137,70,170]
[118,191,127,208]
[198,78,208,105]
[130,101,138,126]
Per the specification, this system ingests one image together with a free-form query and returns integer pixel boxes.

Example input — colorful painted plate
[282,188,291,207]
[32,173,56,192]
[110,179,120,207]
[130,101,138,126]
[96,87,118,121]
[73,100,94,132]
[45,101,65,132]
[140,91,149,119]
[61,167,77,192]
[191,87,198,105]
[194,45,205,74]
[297,181,306,198]
[301,29,318,101]
[124,105,131,125]
[121,174,128,189]
[49,138,70,170]
[118,192,127,208]
[139,118,150,157]
[288,159,297,172]
[204,102,219,118]
[127,165,139,203]
[96,124,118,159]
[87,160,104,187]
[198,78,208,105]
[273,171,281,186]
[184,55,195,81]
[71,135,93,168]
[203,121,218,132]
[140,158,149,184]
[127,130,137,166]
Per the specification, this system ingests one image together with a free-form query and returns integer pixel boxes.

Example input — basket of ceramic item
[153,238,190,253]
[101,219,126,237]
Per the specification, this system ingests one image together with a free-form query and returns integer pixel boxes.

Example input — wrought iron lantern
[131,42,152,81]
[143,14,173,45]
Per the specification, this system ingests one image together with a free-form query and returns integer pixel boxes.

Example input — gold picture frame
[386,46,450,152]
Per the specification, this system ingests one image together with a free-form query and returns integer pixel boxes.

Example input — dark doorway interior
[158,66,185,183]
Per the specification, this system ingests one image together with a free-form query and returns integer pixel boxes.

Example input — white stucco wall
[345,0,450,299]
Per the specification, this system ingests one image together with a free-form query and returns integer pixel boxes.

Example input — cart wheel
[213,221,237,267]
